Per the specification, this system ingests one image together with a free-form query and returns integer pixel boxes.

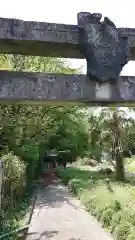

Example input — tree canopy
[1,54,135,187]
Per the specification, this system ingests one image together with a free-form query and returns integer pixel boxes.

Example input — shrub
[100,207,115,227]
[122,208,135,226]
[111,211,122,233]
[68,179,82,195]
[110,200,121,212]
[85,198,96,215]
[127,232,135,240]
[58,168,135,240]
[114,222,133,240]
[2,152,26,207]
[96,206,105,220]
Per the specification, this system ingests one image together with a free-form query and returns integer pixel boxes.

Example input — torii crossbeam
[0,14,135,105]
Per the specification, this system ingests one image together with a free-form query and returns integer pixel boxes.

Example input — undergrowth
[57,167,135,240]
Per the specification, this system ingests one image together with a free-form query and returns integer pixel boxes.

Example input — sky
[0,0,135,75]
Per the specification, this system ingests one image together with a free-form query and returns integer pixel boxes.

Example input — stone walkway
[26,181,113,240]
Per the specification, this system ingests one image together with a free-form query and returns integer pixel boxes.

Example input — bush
[68,179,82,196]
[111,207,135,235]
[96,206,105,220]
[111,211,122,232]
[2,152,26,207]
[110,200,121,212]
[57,168,135,240]
[127,232,135,240]
[114,222,133,240]
[85,198,96,215]
[100,207,115,227]
[122,208,135,226]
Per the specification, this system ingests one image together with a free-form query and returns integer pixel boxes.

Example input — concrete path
[26,181,113,240]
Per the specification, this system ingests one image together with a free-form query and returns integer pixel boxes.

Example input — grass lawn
[127,164,135,174]
[125,157,135,174]
[57,167,135,240]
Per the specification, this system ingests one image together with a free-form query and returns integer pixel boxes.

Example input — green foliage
[114,222,133,240]
[5,55,82,73]
[87,107,135,163]
[121,208,135,226]
[0,55,86,171]
[127,231,135,240]
[57,168,135,240]
[39,106,89,165]
[0,191,31,239]
[2,152,26,208]
[111,211,122,232]
[100,208,115,227]
[110,200,121,212]
[1,53,135,238]
[0,54,87,238]
[126,158,135,173]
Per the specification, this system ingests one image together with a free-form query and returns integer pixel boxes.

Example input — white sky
[0,0,135,75]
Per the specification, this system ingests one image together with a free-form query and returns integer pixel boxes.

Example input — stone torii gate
[0,12,135,104]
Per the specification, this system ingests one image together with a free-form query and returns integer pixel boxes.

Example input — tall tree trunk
[112,111,125,181]
[115,150,124,181]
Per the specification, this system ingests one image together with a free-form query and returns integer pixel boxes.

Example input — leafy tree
[0,54,86,177]
[87,107,135,181]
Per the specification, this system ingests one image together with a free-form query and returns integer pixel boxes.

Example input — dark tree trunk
[112,111,125,181]
[115,150,124,181]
